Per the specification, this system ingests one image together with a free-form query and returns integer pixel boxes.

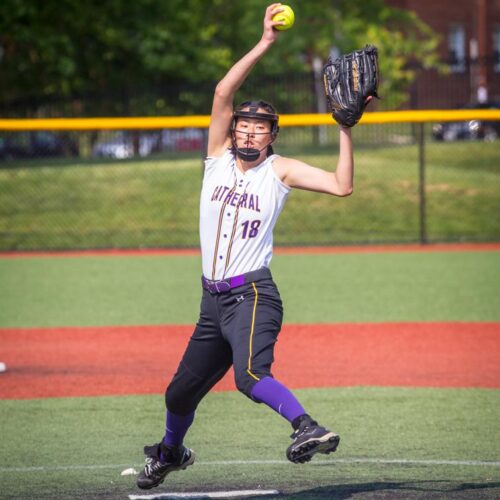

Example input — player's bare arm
[207,3,284,157]
[273,127,354,196]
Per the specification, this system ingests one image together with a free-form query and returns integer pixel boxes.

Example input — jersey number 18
[241,220,261,239]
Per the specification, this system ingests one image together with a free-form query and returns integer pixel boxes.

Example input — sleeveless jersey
[200,150,291,280]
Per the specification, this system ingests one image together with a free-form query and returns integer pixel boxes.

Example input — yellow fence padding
[0,110,499,131]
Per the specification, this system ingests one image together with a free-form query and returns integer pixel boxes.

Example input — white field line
[1,457,500,473]
[129,490,280,499]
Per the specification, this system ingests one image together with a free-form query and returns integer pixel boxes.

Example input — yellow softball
[272,4,295,31]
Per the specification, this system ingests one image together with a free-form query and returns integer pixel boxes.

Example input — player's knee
[165,381,195,416]
[234,369,260,399]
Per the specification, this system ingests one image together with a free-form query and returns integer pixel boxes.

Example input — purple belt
[202,267,271,294]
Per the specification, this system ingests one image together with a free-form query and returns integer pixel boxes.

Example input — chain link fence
[0,117,499,251]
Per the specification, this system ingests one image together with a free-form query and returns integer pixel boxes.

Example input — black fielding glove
[323,45,380,128]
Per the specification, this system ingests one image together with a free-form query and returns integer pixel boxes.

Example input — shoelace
[291,422,322,440]
[144,449,186,476]
[144,456,165,476]
[290,425,309,439]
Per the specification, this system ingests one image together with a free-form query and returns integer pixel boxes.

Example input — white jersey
[200,149,291,280]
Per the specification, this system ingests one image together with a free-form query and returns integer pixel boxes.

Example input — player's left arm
[274,127,354,196]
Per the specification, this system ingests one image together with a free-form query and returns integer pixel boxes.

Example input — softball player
[137,3,355,489]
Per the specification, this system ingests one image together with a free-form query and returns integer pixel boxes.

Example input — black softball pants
[165,271,283,416]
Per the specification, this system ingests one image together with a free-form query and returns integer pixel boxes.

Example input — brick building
[385,0,500,108]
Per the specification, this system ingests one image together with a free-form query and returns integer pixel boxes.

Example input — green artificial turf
[0,250,499,328]
[0,388,499,499]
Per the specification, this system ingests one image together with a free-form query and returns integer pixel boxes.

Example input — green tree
[0,0,441,115]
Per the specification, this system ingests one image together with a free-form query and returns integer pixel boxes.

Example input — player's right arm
[206,3,283,158]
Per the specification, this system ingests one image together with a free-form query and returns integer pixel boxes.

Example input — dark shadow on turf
[246,480,500,499]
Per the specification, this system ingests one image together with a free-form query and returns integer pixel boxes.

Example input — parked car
[0,131,78,160]
[159,128,204,152]
[432,101,500,142]
[92,132,160,159]
[91,128,205,159]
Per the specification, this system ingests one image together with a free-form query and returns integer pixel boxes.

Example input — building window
[448,24,466,73]
[494,25,500,73]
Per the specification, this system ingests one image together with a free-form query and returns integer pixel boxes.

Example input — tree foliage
[0,0,441,114]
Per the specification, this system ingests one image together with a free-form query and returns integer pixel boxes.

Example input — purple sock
[250,376,306,423]
[162,410,195,448]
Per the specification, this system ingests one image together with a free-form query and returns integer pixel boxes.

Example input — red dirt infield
[1,242,499,259]
[0,322,499,399]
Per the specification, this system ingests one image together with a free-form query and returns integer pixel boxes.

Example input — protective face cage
[231,100,280,139]
[230,100,280,161]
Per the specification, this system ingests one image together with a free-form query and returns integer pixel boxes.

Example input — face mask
[231,105,279,162]
[234,143,269,162]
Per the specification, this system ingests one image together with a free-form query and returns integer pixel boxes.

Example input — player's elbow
[331,185,353,197]
[214,82,233,100]
[340,186,354,197]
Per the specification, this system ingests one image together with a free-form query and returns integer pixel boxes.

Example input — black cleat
[286,417,340,464]
[136,442,195,490]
